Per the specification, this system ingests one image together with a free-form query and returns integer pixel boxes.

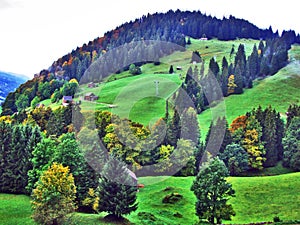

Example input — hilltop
[3,9,299,116]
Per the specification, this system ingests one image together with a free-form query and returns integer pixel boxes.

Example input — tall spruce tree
[1,124,41,194]
[97,157,138,218]
[0,122,12,192]
[282,117,300,171]
[166,108,181,147]
[262,107,278,167]
[221,57,229,96]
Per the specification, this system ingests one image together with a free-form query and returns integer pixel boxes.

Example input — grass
[2,172,300,225]
[76,73,182,125]
[228,172,300,224]
[41,38,261,127]
[198,45,300,138]
[0,194,34,225]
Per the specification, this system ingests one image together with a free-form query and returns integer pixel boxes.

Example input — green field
[76,73,182,125]
[40,38,262,128]
[1,173,300,225]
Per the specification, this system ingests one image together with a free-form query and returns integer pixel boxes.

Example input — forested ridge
[2,10,299,115]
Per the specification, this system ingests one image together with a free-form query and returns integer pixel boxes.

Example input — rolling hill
[1,173,300,224]
[36,38,300,140]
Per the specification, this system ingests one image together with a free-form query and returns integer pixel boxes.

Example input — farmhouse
[62,96,73,106]
[84,93,99,101]
[88,82,96,88]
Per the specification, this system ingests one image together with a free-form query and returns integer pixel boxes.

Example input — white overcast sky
[0,0,299,78]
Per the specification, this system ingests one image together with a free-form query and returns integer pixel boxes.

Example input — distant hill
[0,71,27,103]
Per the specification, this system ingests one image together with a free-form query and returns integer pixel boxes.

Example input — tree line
[179,35,293,113]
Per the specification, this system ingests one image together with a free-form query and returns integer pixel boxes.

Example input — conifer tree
[282,117,300,171]
[97,157,138,218]
[221,57,229,96]
[0,122,12,192]
[166,109,181,147]
[262,107,278,167]
[219,143,248,175]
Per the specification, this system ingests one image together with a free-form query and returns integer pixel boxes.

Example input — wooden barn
[84,93,99,101]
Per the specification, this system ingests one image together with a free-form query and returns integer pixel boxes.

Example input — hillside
[198,44,300,136]
[0,9,300,225]
[35,39,300,137]
[0,71,27,103]
[4,9,297,116]
[38,38,260,123]
[1,173,300,225]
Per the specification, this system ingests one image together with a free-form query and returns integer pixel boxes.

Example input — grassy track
[2,172,300,225]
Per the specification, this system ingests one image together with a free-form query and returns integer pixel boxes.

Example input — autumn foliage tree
[230,115,266,170]
[31,163,77,225]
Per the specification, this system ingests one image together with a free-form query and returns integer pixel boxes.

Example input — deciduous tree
[31,163,77,225]
[191,158,235,224]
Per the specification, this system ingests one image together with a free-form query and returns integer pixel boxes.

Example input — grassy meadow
[42,39,300,139]
[41,38,262,127]
[1,173,300,225]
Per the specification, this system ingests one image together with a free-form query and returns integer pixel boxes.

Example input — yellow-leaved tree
[31,162,77,225]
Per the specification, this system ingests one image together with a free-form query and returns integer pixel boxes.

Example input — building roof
[126,168,137,181]
[63,96,73,101]
[85,92,96,97]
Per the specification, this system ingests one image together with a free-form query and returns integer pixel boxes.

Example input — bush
[31,163,77,225]
[162,193,183,204]
[273,216,281,222]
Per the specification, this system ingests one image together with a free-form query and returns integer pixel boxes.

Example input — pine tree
[180,107,200,145]
[97,157,138,218]
[204,117,231,161]
[219,143,248,175]
[286,104,300,128]
[262,107,278,167]
[191,158,235,224]
[173,139,196,176]
[233,64,244,94]
[27,137,57,192]
[248,44,259,81]
[282,117,300,171]
[221,57,229,96]
[1,124,41,194]
[166,109,181,147]
[209,57,220,77]
[169,65,174,74]
[0,122,12,192]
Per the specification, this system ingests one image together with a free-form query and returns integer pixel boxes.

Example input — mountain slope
[1,10,287,116]
[0,71,27,103]
[198,44,300,137]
